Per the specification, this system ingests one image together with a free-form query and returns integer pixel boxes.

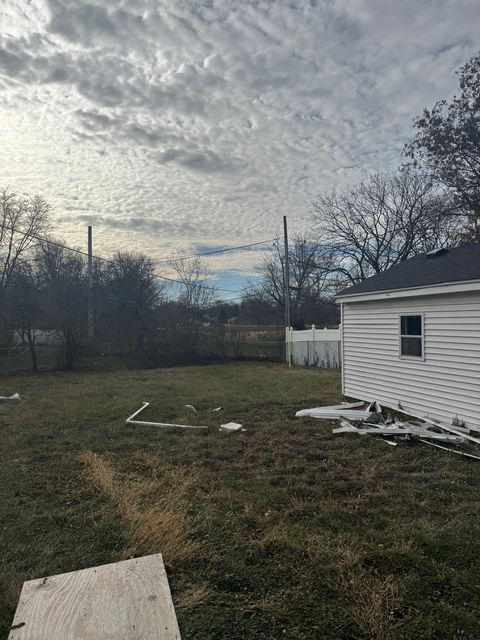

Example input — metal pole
[87,225,94,340]
[283,215,291,367]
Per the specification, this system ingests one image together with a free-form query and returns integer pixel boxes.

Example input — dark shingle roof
[337,244,480,298]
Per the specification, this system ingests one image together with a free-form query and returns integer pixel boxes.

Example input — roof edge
[336,278,480,303]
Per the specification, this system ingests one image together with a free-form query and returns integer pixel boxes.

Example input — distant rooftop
[337,244,480,298]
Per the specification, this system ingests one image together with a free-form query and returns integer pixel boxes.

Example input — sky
[0,0,478,295]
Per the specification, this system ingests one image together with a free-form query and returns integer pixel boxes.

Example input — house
[336,245,480,430]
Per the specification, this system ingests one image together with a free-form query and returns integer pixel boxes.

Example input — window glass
[400,315,422,336]
[401,337,422,358]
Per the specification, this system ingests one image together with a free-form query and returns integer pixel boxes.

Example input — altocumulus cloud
[0,0,478,277]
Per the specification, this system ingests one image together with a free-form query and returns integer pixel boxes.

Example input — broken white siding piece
[397,410,480,446]
[296,401,364,417]
[297,408,373,419]
[0,393,21,400]
[333,424,465,443]
[437,423,470,434]
[419,439,480,462]
[333,426,403,434]
[296,401,383,420]
[126,402,208,431]
[8,554,181,640]
[219,422,246,432]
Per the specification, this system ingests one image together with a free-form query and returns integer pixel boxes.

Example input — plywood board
[8,554,181,640]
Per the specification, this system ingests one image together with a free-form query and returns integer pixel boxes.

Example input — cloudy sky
[0,0,478,294]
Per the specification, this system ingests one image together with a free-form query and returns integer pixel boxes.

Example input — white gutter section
[126,402,209,431]
[336,279,480,304]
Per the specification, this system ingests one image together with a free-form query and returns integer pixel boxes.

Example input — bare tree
[243,234,337,325]
[312,169,460,287]
[0,188,49,345]
[0,188,50,289]
[35,241,88,369]
[169,256,216,351]
[6,264,42,371]
[99,252,166,355]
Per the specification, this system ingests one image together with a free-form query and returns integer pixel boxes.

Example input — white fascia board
[335,279,480,304]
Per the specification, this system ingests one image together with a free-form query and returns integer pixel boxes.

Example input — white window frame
[398,313,424,361]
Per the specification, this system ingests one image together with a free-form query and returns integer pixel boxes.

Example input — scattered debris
[418,439,480,461]
[334,421,466,443]
[184,404,198,413]
[126,402,208,431]
[295,402,375,420]
[219,422,246,433]
[297,400,480,460]
[0,392,21,401]
[400,411,480,445]
[211,406,223,412]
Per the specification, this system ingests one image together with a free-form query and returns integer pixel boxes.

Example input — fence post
[310,324,315,367]
[288,326,293,366]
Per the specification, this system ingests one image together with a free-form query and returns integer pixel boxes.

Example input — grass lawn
[1,362,480,639]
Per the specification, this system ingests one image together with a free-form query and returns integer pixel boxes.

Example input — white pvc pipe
[126,402,209,431]
[126,401,150,423]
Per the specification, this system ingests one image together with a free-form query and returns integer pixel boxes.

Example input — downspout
[340,302,345,395]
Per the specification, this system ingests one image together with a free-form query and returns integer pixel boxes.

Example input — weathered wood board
[8,554,181,640]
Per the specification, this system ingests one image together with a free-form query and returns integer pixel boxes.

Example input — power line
[212,287,273,304]
[0,221,218,291]
[153,238,277,263]
[0,222,273,296]
[0,221,297,307]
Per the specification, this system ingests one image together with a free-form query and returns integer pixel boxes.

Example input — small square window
[400,315,423,359]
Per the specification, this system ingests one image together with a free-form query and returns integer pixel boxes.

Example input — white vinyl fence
[286,325,341,368]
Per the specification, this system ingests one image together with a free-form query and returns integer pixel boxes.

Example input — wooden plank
[8,554,181,640]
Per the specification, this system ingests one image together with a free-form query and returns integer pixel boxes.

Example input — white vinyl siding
[342,291,480,429]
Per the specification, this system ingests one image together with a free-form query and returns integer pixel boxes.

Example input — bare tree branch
[312,169,462,287]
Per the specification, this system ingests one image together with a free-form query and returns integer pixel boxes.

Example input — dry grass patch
[80,450,199,565]
[175,583,212,610]
[334,534,406,640]
[343,572,403,640]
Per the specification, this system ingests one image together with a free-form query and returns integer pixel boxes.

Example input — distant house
[336,245,480,429]
[32,330,61,346]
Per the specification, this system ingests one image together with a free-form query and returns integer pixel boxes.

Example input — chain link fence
[0,326,285,374]
[0,345,59,373]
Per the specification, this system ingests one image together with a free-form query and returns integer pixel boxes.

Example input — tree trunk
[27,328,38,373]
[64,332,74,369]
[29,344,38,372]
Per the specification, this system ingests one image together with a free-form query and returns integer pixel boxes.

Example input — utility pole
[87,225,94,340]
[283,215,292,367]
